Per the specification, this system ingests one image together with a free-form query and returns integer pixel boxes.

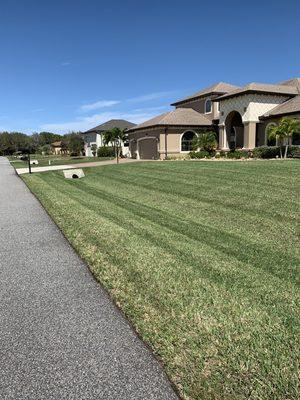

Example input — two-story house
[82,119,136,156]
[127,78,300,159]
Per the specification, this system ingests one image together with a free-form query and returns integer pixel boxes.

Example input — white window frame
[205,98,212,114]
[180,130,198,153]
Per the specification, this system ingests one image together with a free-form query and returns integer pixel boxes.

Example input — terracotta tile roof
[83,119,136,134]
[127,108,212,132]
[171,82,239,105]
[216,82,298,100]
[260,95,300,119]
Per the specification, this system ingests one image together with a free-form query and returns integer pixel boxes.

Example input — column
[219,125,229,150]
[159,131,166,160]
[243,122,257,149]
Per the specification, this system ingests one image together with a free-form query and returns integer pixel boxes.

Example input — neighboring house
[51,141,68,155]
[82,119,136,157]
[127,78,300,159]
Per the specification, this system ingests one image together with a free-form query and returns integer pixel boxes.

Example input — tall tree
[67,133,84,156]
[38,132,62,146]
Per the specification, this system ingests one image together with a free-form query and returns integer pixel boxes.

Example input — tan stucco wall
[175,96,219,121]
[128,127,212,159]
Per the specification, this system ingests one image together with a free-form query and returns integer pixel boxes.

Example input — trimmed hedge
[252,145,300,159]
[252,146,280,159]
[97,146,115,157]
[189,150,211,159]
[287,146,300,158]
[226,150,249,159]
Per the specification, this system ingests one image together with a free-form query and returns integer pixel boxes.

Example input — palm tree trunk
[279,146,283,159]
[284,145,288,159]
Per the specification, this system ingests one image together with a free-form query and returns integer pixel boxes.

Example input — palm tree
[103,127,126,162]
[193,131,217,153]
[268,117,300,158]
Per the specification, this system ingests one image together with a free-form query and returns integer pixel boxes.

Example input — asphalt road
[0,157,177,400]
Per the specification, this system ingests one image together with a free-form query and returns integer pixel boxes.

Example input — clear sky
[1,0,300,134]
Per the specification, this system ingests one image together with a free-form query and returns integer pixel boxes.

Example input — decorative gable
[219,94,289,124]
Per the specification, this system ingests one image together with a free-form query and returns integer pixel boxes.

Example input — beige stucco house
[127,78,300,159]
[51,141,68,155]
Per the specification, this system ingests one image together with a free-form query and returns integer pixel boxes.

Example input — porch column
[159,130,166,160]
[219,124,229,150]
[243,122,257,149]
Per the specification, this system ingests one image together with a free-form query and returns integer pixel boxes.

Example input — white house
[82,119,136,157]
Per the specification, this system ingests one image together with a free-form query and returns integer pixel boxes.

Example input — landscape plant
[97,146,115,158]
[91,144,97,157]
[103,127,126,158]
[193,131,217,154]
[267,117,300,158]
[189,150,211,159]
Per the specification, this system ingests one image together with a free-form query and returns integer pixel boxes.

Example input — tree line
[0,131,84,156]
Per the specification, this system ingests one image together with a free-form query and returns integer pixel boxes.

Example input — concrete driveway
[16,158,140,175]
[0,157,177,399]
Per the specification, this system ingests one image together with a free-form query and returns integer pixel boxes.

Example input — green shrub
[189,150,210,159]
[287,146,300,158]
[227,150,249,159]
[252,146,280,159]
[97,146,115,157]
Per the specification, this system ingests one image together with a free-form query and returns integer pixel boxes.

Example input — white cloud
[127,90,177,103]
[80,100,120,112]
[61,61,71,66]
[39,111,156,134]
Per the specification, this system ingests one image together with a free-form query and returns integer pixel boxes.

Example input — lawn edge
[20,172,182,400]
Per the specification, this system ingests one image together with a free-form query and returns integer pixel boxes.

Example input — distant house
[51,141,68,155]
[127,78,300,159]
[82,119,136,157]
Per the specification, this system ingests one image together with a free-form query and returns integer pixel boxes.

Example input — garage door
[138,138,158,159]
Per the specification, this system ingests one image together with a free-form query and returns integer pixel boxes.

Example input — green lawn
[8,154,112,168]
[22,160,300,399]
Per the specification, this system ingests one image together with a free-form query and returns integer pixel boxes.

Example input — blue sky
[1,0,300,134]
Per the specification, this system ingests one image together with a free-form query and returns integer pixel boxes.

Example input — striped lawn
[23,160,300,400]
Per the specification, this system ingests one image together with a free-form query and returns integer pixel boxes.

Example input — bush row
[97,146,115,157]
[189,146,300,159]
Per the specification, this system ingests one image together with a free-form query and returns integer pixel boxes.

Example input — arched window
[181,131,196,151]
[265,123,277,146]
[205,99,212,114]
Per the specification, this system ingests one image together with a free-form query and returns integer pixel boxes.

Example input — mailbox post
[28,152,32,174]
[115,139,120,164]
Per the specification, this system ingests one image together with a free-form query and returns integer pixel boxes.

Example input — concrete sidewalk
[16,157,140,175]
[0,157,177,400]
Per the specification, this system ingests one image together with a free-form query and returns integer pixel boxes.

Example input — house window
[205,99,212,114]
[265,123,277,146]
[181,131,196,151]
[292,131,300,145]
